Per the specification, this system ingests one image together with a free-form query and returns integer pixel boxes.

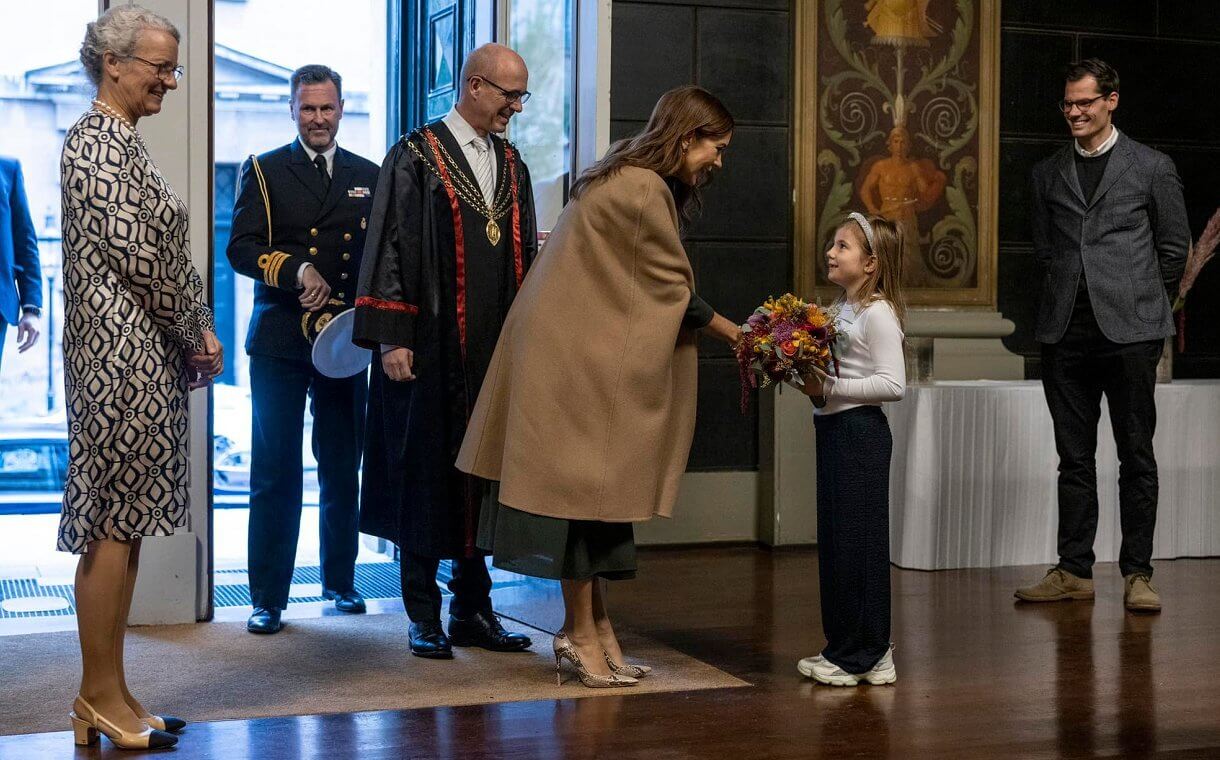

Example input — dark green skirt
[477,485,637,581]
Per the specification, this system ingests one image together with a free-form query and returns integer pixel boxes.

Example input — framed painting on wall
[794,0,1000,307]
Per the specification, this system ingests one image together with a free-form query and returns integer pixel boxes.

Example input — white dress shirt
[299,137,338,177]
[816,299,907,416]
[295,138,339,286]
[1075,124,1119,158]
[443,107,497,201]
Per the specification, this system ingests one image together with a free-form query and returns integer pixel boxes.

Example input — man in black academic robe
[353,44,537,658]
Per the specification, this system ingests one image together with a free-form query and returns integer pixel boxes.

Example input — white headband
[848,212,875,251]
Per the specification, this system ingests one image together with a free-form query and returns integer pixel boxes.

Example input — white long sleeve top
[816,298,906,416]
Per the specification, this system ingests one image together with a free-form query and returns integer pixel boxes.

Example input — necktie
[471,139,494,205]
[313,154,330,192]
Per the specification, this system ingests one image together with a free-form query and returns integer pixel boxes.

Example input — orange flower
[806,306,829,328]
[780,340,798,357]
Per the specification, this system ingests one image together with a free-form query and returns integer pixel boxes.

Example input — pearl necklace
[91,98,135,129]
[91,98,151,156]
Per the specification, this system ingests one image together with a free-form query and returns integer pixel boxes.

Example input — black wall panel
[610,4,696,121]
[695,8,789,124]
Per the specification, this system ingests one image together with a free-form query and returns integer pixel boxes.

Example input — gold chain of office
[406,134,514,245]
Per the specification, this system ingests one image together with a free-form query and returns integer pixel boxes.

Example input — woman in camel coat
[457,85,740,688]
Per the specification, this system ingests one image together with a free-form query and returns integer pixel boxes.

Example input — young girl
[797,211,907,686]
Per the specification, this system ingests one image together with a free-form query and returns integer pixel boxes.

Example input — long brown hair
[569,85,734,222]
[840,214,908,328]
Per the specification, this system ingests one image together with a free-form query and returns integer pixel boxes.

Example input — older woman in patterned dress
[57,5,222,751]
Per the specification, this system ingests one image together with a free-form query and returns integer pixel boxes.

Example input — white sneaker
[801,657,860,686]
[862,646,897,685]
[796,653,826,678]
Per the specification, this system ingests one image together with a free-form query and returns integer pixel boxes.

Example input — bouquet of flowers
[734,293,840,411]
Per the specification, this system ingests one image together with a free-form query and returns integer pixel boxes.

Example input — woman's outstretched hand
[703,312,744,347]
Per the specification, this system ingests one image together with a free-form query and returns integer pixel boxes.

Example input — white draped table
[884,380,1220,570]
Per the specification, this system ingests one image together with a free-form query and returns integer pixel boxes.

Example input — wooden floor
[4,547,1219,759]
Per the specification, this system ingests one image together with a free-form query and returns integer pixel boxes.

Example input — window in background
[402,0,495,131]
[506,0,575,232]
[211,0,393,594]
[0,1,100,608]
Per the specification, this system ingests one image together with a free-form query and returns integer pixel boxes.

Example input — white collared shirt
[299,137,338,177]
[443,107,497,199]
[1075,125,1119,158]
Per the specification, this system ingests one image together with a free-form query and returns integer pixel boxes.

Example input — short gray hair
[80,4,180,87]
[290,65,343,102]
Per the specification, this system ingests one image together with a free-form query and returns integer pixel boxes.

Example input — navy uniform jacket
[227,139,380,361]
[0,156,42,326]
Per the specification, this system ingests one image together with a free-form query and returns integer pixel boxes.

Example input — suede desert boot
[1124,574,1162,613]
[1014,567,1095,602]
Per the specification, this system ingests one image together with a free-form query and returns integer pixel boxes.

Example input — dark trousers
[400,550,493,623]
[247,354,368,609]
[814,405,892,675]
[1041,312,1161,579]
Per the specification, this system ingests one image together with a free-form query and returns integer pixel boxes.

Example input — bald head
[460,43,526,84]
[456,44,529,136]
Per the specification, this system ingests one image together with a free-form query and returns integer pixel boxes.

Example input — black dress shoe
[408,620,453,659]
[247,607,284,634]
[323,589,367,614]
[448,610,532,652]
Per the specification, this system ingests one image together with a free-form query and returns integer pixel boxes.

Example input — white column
[574,0,611,172]
[114,0,213,624]
[905,309,1026,381]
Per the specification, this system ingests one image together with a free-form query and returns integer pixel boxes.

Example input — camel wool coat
[456,166,698,522]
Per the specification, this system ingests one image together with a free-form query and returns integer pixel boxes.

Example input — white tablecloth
[885,380,1220,570]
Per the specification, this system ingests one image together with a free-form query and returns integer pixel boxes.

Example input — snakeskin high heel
[605,652,653,678]
[553,633,638,688]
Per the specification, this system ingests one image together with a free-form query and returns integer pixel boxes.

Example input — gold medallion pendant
[486,219,501,246]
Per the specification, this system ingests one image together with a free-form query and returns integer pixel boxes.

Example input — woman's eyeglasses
[125,55,185,82]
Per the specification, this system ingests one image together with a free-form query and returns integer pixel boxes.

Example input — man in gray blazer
[1015,59,1189,613]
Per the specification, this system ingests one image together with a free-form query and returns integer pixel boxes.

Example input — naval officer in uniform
[227,64,380,634]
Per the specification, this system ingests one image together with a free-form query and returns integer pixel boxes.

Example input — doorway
[209,0,398,613]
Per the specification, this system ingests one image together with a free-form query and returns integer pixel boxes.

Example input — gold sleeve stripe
[271,254,288,288]
[250,154,272,246]
[267,251,290,287]
[266,253,280,287]
[257,253,272,285]
[258,250,290,287]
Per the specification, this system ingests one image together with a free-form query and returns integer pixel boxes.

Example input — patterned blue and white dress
[57,109,213,553]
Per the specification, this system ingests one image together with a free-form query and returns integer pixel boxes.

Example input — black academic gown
[353,122,538,558]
